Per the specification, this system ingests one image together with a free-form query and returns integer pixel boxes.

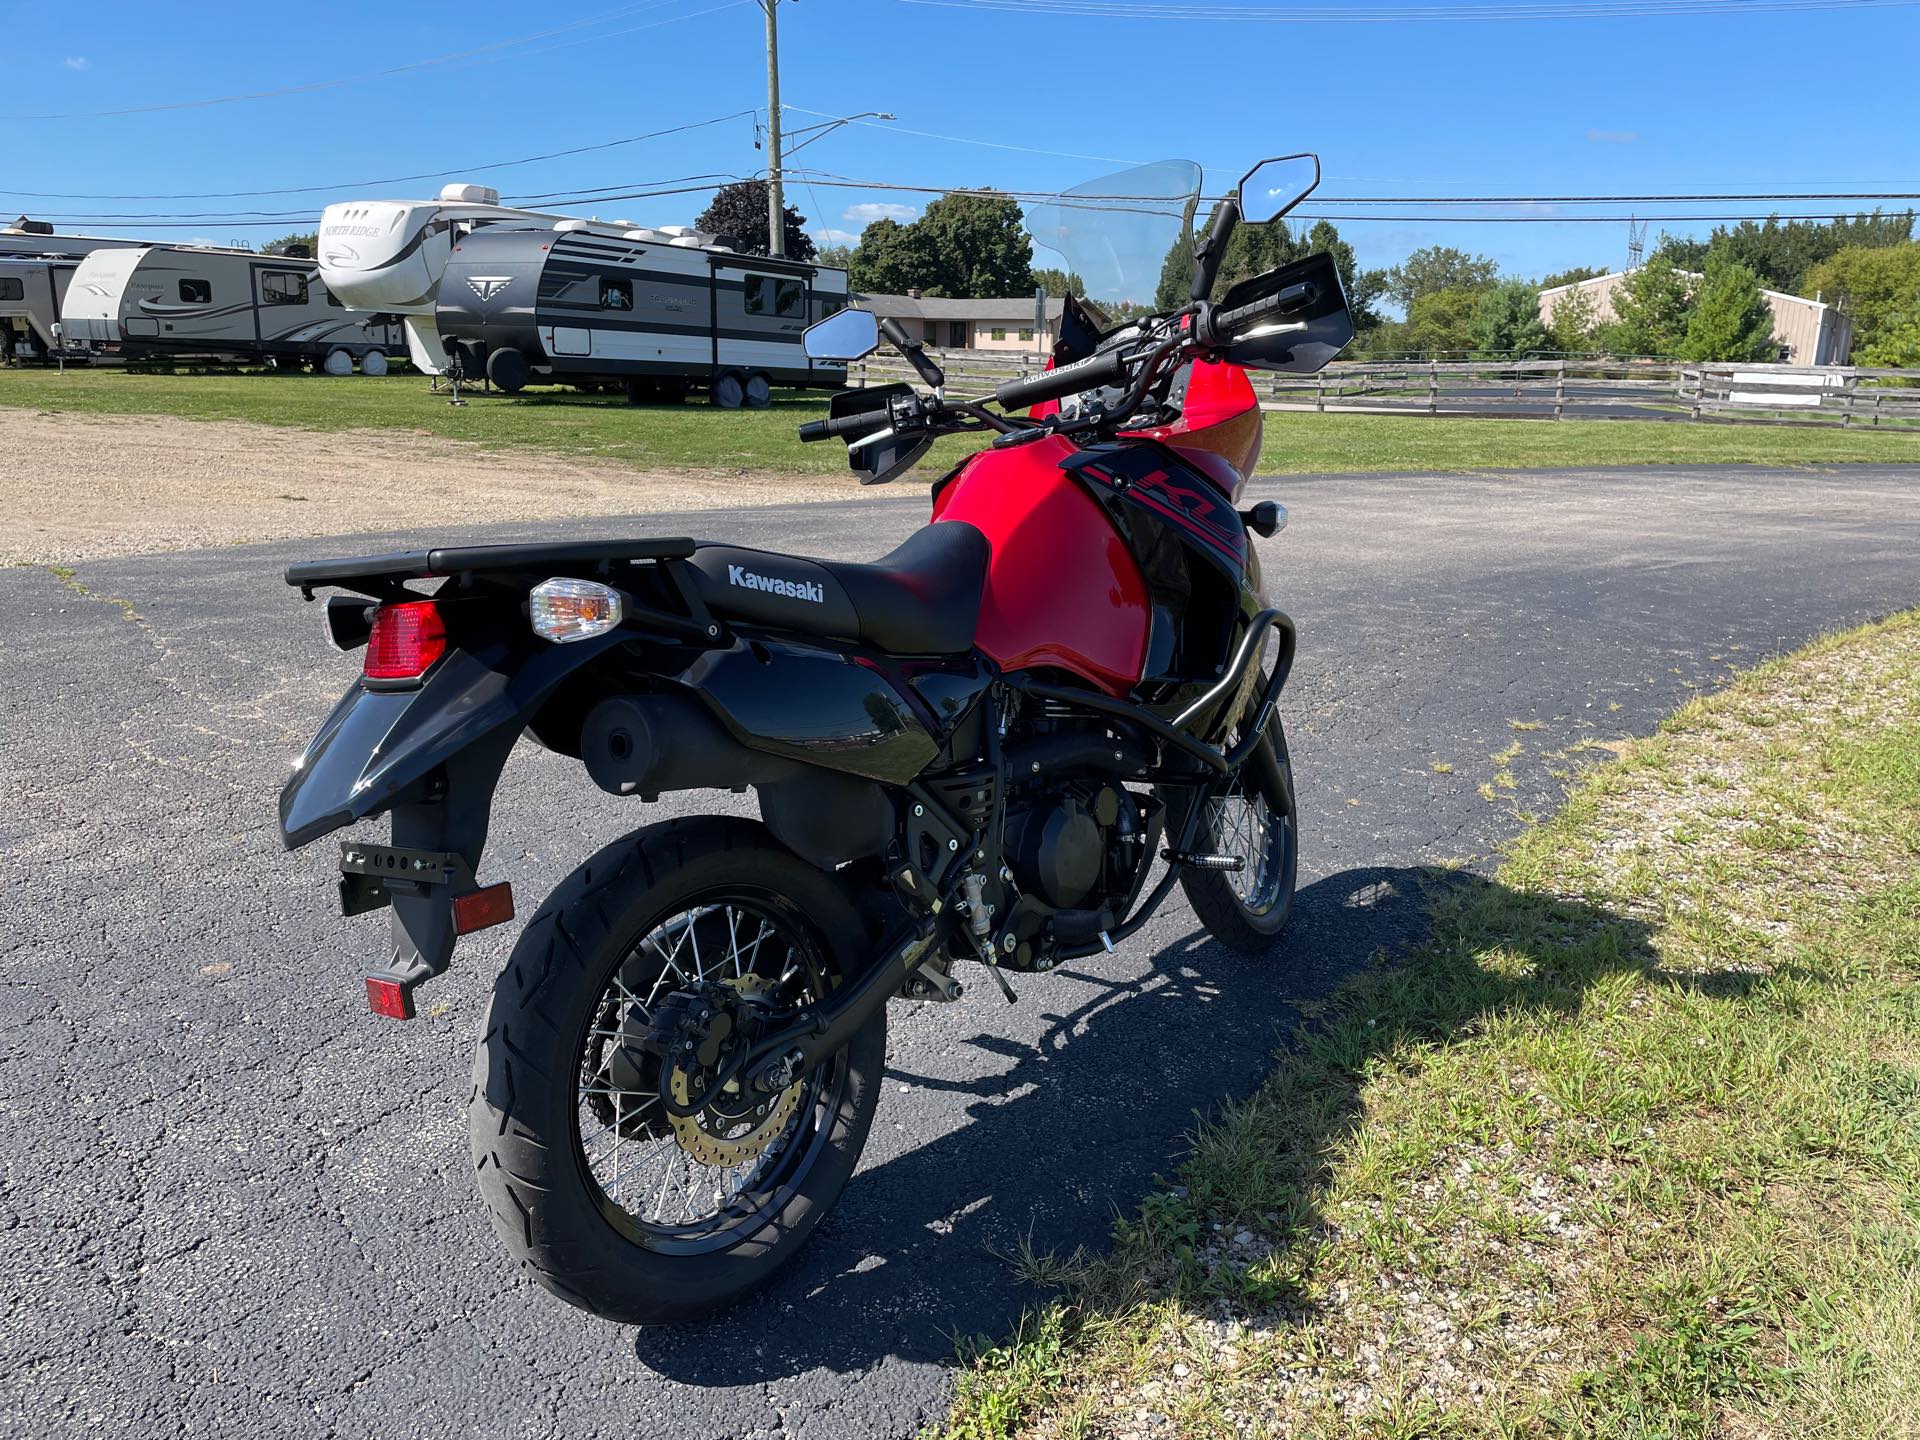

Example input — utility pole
[761,0,786,258]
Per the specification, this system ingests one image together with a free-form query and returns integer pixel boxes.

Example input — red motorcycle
[278,155,1352,1323]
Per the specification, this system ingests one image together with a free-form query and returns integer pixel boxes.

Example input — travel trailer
[434,220,849,406]
[0,216,142,261]
[62,245,405,370]
[316,183,570,373]
[0,256,93,362]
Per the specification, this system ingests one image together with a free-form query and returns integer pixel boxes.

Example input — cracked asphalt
[3,463,1917,1439]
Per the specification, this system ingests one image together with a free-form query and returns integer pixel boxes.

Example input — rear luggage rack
[287,536,698,598]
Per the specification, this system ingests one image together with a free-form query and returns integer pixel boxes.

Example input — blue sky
[5,0,1917,294]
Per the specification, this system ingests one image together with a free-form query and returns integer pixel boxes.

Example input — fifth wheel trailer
[316,183,571,374]
[62,245,404,369]
[433,221,849,406]
[0,256,92,362]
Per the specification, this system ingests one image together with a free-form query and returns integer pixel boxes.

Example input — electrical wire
[900,0,1920,20]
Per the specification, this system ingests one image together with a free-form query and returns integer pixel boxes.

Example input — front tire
[468,815,885,1325]
[1180,713,1299,953]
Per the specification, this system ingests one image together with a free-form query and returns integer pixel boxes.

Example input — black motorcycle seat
[688,521,989,656]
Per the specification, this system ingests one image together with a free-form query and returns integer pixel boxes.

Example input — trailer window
[261,271,308,306]
[775,279,805,317]
[600,277,633,311]
[744,276,774,315]
[179,279,212,304]
[0,278,22,302]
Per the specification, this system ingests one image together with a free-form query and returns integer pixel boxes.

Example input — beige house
[859,290,1079,352]
[1537,268,1854,364]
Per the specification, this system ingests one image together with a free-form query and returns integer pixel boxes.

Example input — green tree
[1858,305,1920,368]
[694,180,816,260]
[1546,283,1599,353]
[1680,259,1778,362]
[1404,286,1482,357]
[1384,246,1499,311]
[847,192,1032,298]
[1803,242,1920,351]
[263,230,318,256]
[1469,279,1553,357]
[847,218,924,294]
[1610,253,1695,355]
[1032,266,1084,297]
[1538,265,1606,291]
[814,242,854,271]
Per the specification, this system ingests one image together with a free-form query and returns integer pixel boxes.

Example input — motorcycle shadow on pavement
[628,863,1671,1389]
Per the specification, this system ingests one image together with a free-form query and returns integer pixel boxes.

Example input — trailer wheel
[486,348,530,393]
[360,351,389,377]
[321,348,355,377]
[710,370,746,410]
[744,371,772,409]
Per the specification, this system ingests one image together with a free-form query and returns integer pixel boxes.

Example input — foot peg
[1163,850,1246,872]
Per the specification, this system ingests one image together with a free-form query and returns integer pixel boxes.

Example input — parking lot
[4,462,1918,1438]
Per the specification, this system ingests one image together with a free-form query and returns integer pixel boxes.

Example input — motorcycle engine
[1005,779,1143,914]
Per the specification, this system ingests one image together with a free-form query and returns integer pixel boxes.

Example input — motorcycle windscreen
[1219,252,1354,374]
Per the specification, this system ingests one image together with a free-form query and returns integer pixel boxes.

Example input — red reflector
[453,881,515,936]
[363,600,447,680]
[365,976,415,1020]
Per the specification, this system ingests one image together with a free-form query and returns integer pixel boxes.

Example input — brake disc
[665,974,804,1168]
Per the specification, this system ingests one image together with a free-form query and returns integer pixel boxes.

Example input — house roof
[859,292,1069,323]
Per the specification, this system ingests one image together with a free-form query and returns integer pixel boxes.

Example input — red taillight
[363,600,446,680]
[453,881,515,935]
[365,976,414,1020]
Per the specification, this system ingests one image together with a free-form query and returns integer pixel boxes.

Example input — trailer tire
[360,351,389,377]
[321,347,354,377]
[487,348,530,393]
[744,371,772,409]
[711,370,745,410]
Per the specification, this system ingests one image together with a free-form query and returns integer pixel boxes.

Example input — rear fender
[280,629,632,850]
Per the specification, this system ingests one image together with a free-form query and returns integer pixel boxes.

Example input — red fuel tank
[931,434,1149,697]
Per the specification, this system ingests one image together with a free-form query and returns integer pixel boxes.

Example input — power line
[0,114,757,202]
[0,0,742,121]
[901,0,1920,20]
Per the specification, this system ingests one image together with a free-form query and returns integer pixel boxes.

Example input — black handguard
[991,348,1131,413]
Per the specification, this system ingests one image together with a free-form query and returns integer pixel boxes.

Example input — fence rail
[846,351,1920,429]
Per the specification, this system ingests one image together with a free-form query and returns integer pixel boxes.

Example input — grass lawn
[937,612,1920,1439]
[2,366,1916,476]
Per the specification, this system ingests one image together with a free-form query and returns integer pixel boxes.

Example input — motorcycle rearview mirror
[803,307,880,361]
[1189,197,1241,304]
[1236,153,1322,225]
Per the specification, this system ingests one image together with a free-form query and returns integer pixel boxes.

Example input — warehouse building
[1537,268,1854,364]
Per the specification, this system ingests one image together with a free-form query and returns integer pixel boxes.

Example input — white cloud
[811,227,858,246]
[64,56,90,71]
[843,202,918,225]
[1585,128,1639,144]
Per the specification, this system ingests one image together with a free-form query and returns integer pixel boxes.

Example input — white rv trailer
[0,256,94,362]
[0,216,144,261]
[62,245,405,370]
[317,183,573,374]
[433,220,849,406]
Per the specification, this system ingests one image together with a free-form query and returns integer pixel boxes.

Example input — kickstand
[963,931,1019,1003]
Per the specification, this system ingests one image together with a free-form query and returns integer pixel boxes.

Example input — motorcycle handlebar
[797,410,892,443]
[1213,281,1315,340]
[991,348,1131,413]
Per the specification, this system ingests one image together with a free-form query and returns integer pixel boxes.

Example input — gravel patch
[0,410,858,565]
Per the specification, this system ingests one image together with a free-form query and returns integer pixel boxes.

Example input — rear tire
[486,347,529,393]
[468,815,885,1325]
[744,371,772,409]
[1180,711,1298,954]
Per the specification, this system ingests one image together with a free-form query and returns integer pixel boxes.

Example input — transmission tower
[1626,215,1648,270]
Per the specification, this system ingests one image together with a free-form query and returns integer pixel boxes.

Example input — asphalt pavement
[3,463,1917,1439]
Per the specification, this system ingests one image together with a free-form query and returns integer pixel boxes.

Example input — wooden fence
[846,351,1920,430]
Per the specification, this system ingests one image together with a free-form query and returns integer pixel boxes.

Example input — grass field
[2,367,1916,476]
[936,612,1920,1439]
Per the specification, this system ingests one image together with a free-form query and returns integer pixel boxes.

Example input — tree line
[702,184,1920,367]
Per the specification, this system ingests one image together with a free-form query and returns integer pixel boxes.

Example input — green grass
[935,612,1920,1439]
[3,366,1916,477]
